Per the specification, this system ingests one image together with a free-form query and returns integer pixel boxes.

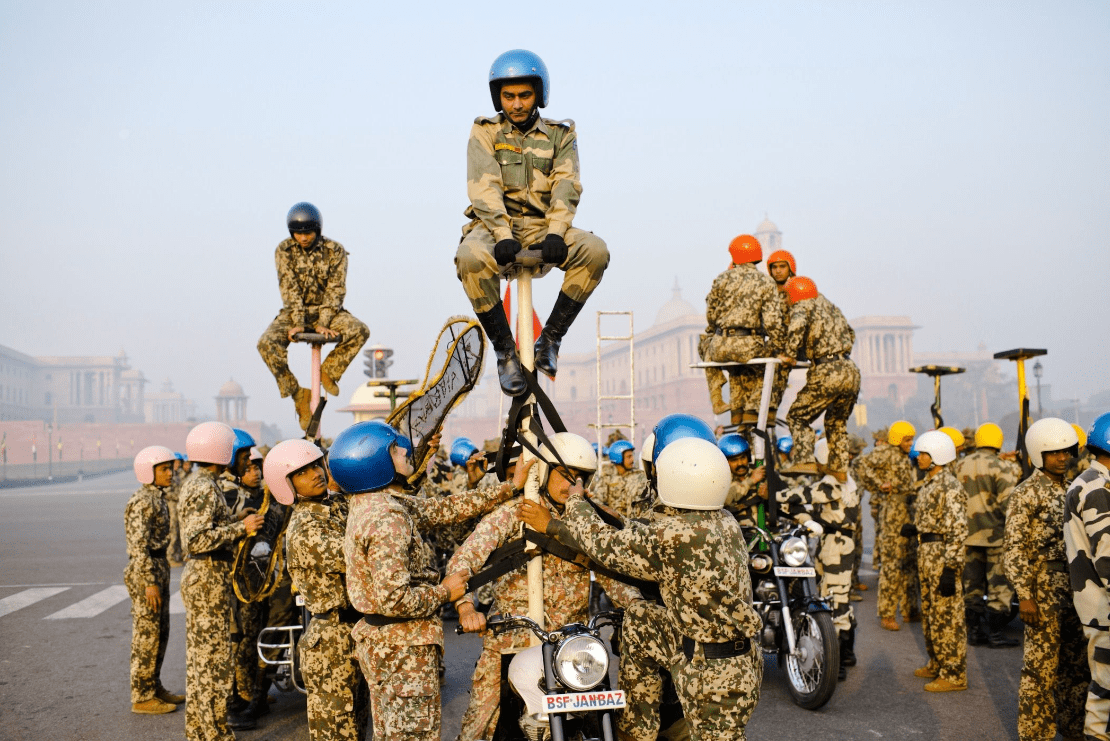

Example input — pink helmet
[185,421,237,465]
[134,445,177,485]
[264,439,325,505]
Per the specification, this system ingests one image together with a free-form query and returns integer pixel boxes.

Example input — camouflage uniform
[562,496,763,741]
[779,475,860,633]
[287,494,369,741]
[456,114,607,314]
[344,482,509,741]
[180,467,250,741]
[724,470,765,529]
[167,469,184,563]
[855,445,917,622]
[701,263,787,419]
[1005,469,1089,740]
[955,448,1020,619]
[124,482,172,704]
[782,294,860,471]
[1065,460,1110,740]
[914,469,968,685]
[596,468,649,520]
[257,236,370,398]
[447,496,642,741]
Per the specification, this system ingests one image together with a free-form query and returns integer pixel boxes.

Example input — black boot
[840,625,857,667]
[966,607,989,645]
[476,307,527,397]
[986,608,1019,648]
[534,292,585,379]
[228,669,271,729]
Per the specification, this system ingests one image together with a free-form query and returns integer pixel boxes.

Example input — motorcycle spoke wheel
[783,611,838,710]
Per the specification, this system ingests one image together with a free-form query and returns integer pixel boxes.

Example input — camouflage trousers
[877,496,912,620]
[1017,570,1087,741]
[963,545,1014,615]
[125,560,171,703]
[167,499,184,563]
[817,532,856,633]
[458,629,533,741]
[231,598,266,700]
[918,542,966,684]
[355,638,442,741]
[618,601,762,741]
[182,559,235,741]
[258,308,370,398]
[300,617,370,741]
[785,360,861,472]
[700,335,785,419]
[455,218,609,314]
[851,511,864,586]
[869,492,883,567]
[1082,626,1110,741]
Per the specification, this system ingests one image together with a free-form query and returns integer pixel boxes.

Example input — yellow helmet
[888,421,916,446]
[974,423,1004,450]
[939,427,966,451]
[1074,424,1088,449]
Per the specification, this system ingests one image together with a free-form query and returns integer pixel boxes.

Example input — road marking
[170,590,185,615]
[0,587,71,618]
[0,582,107,588]
[0,488,132,499]
[44,585,130,619]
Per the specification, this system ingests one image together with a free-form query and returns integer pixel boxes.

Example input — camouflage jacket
[1003,469,1068,603]
[344,482,508,647]
[779,474,861,534]
[1065,460,1110,627]
[704,263,787,352]
[464,113,581,241]
[627,480,658,521]
[166,470,181,503]
[561,494,762,643]
[179,468,247,557]
[274,236,348,329]
[446,496,641,629]
[783,294,855,362]
[954,448,1020,547]
[287,495,352,615]
[124,483,171,584]
[725,472,765,528]
[914,469,968,568]
[594,468,648,519]
[854,444,916,501]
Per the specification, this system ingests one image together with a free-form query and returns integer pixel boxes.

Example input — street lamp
[1032,360,1043,418]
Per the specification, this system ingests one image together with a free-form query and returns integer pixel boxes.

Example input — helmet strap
[511,107,540,133]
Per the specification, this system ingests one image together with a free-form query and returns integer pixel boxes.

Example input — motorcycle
[746,517,839,710]
[256,594,310,694]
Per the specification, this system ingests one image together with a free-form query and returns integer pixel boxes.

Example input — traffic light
[363,345,394,378]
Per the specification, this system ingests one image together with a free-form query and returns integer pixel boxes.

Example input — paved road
[0,471,1025,740]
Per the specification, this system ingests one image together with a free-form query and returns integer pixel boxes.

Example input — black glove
[493,238,522,266]
[540,233,569,265]
[900,523,918,538]
[938,567,957,597]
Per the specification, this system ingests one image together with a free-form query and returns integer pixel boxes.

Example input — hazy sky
[2,1,1107,436]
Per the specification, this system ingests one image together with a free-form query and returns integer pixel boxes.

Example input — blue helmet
[450,437,479,467]
[173,452,184,461]
[652,414,716,461]
[908,440,920,462]
[609,440,635,466]
[1088,412,1110,455]
[489,49,550,110]
[718,433,750,459]
[776,436,794,455]
[230,429,256,471]
[329,420,412,494]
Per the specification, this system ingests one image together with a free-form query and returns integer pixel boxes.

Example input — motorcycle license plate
[543,690,626,714]
[774,566,816,577]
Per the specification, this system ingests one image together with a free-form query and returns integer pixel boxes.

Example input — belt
[312,606,362,624]
[1045,560,1068,573]
[681,635,751,661]
[812,353,850,365]
[148,547,167,559]
[360,613,415,627]
[712,327,761,338]
[918,533,944,544]
[191,549,233,562]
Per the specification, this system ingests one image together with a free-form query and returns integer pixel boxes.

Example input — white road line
[0,582,107,589]
[44,585,130,619]
[0,587,71,618]
[0,488,132,499]
[170,590,185,615]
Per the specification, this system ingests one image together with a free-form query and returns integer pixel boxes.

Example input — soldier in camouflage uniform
[457,50,608,396]
[335,421,515,741]
[1004,418,1087,740]
[258,202,370,429]
[593,440,649,519]
[955,423,1021,647]
[900,431,968,692]
[1064,412,1110,741]
[179,423,265,741]
[126,446,184,714]
[845,435,868,596]
[701,234,787,424]
[777,277,860,474]
[560,437,763,741]
[718,434,767,528]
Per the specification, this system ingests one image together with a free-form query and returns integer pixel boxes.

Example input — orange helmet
[767,249,796,276]
[784,276,818,303]
[728,234,762,265]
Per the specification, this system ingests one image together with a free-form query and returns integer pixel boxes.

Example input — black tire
[783,610,839,710]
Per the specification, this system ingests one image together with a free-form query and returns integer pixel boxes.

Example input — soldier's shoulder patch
[474,114,502,125]
[543,117,575,129]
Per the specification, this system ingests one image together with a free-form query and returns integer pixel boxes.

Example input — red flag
[502,285,543,349]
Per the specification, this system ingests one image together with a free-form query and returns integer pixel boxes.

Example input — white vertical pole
[516,269,545,634]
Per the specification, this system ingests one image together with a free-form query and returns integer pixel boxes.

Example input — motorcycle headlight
[750,554,773,573]
[553,634,609,691]
[781,537,809,567]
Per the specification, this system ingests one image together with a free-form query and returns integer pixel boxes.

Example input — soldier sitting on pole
[257,202,370,430]
[455,49,609,397]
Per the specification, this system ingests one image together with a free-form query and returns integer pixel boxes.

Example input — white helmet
[813,438,829,466]
[641,432,656,466]
[537,432,598,488]
[1026,417,1079,469]
[915,430,957,467]
[656,437,731,511]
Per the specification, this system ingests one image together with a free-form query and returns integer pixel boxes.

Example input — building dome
[654,279,700,326]
[217,378,246,398]
[755,217,779,234]
[339,382,392,422]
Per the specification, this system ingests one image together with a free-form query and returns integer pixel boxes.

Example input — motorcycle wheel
[783,610,839,710]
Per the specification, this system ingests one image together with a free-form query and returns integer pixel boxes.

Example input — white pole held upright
[515,268,545,636]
